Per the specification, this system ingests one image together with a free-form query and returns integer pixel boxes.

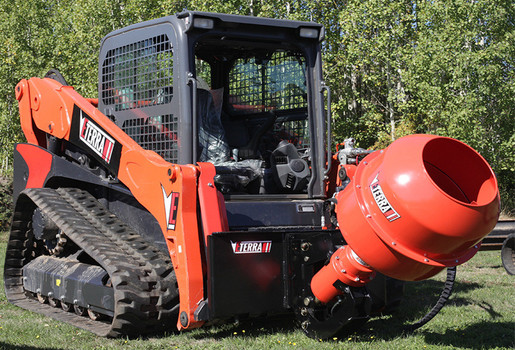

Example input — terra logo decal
[231,241,272,254]
[79,110,115,164]
[370,173,401,222]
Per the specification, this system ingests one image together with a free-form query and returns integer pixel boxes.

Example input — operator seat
[197,88,231,163]
[196,88,263,194]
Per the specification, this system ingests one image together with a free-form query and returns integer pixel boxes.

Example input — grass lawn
[0,230,513,349]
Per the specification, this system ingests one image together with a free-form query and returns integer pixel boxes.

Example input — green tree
[406,0,514,213]
[0,0,187,169]
[0,0,512,213]
[320,0,514,213]
[320,0,419,148]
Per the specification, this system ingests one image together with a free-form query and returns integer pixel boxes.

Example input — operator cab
[98,12,327,199]
[194,37,311,195]
[187,13,326,197]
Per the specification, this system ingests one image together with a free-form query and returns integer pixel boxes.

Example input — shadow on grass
[406,278,482,305]
[190,314,299,340]
[421,321,515,349]
[190,278,488,341]
[124,313,299,342]
[348,278,512,348]
[365,279,485,332]
[351,318,514,349]
[0,343,65,350]
[191,277,501,342]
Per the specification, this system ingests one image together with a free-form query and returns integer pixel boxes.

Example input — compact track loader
[4,12,499,339]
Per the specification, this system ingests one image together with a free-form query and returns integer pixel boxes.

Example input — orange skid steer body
[5,11,499,339]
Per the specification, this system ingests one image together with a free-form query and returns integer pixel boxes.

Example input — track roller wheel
[88,309,102,321]
[61,301,72,312]
[73,304,87,316]
[48,298,61,308]
[37,293,48,304]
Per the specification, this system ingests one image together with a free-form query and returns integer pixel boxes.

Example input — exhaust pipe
[312,134,499,303]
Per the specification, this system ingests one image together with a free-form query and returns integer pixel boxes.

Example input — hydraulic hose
[404,266,457,333]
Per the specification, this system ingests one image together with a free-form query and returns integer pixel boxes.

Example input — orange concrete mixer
[311,134,500,303]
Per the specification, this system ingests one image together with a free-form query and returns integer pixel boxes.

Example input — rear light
[193,18,214,30]
[299,27,319,39]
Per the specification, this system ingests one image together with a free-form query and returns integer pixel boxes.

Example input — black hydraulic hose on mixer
[404,266,457,333]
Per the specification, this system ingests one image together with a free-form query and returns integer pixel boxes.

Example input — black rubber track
[4,188,179,337]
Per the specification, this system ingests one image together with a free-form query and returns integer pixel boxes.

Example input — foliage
[0,0,187,166]
[0,0,513,212]
[0,173,12,229]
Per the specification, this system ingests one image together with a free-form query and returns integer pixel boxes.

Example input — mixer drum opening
[422,137,497,206]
